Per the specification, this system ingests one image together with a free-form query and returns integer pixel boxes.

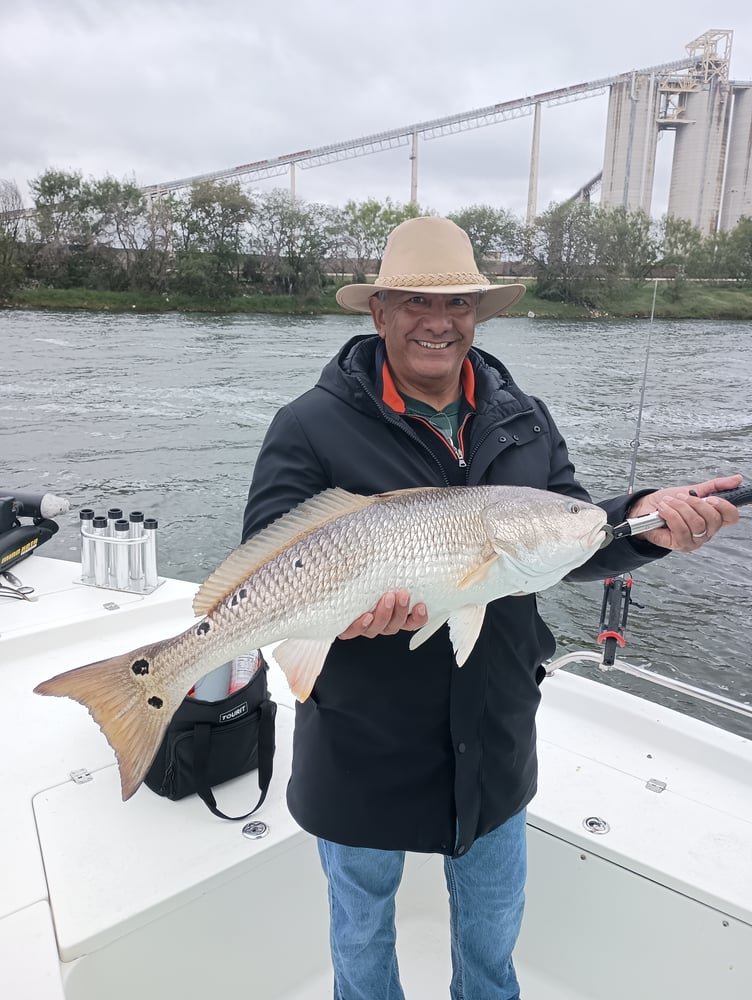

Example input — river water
[2,308,750,737]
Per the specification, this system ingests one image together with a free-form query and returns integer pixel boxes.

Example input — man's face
[369,291,477,406]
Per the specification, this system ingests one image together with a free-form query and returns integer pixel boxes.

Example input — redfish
[35,485,607,799]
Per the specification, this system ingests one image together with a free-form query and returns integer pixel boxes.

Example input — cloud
[1,1,750,217]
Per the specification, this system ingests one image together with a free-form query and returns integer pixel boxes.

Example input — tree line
[1,170,751,306]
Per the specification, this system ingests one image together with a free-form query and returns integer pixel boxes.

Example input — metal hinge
[70,768,93,785]
[646,778,667,793]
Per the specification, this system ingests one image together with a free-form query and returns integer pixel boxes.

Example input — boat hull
[2,556,750,999]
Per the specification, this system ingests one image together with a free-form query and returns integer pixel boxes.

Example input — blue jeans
[317,809,527,1000]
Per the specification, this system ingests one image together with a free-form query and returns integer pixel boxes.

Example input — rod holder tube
[143,518,158,591]
[106,508,124,588]
[79,508,95,584]
[129,511,145,591]
[113,519,130,590]
[92,516,108,586]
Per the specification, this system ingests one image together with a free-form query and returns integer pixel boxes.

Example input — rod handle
[709,482,752,508]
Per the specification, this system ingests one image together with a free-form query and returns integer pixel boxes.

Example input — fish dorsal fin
[374,486,436,500]
[192,488,376,616]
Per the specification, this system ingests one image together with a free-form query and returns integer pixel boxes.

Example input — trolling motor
[0,489,70,575]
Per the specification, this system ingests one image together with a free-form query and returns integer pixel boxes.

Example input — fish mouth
[599,523,614,549]
[577,518,612,553]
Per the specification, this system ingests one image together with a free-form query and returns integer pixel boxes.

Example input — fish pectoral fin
[456,549,499,590]
[448,605,487,666]
[409,612,451,651]
[274,638,333,702]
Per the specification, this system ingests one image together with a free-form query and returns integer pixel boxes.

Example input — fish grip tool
[597,481,751,667]
[607,481,752,541]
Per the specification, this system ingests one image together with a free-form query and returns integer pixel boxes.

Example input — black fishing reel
[0,489,70,574]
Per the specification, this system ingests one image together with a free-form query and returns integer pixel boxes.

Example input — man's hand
[338,590,428,640]
[628,474,742,552]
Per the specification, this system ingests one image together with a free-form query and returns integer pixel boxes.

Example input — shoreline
[4,282,752,321]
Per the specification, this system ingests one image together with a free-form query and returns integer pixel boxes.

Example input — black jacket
[242,335,666,856]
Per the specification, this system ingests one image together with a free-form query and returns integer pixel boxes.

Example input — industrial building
[600,30,752,234]
[105,29,752,237]
[720,85,752,230]
[6,29,747,237]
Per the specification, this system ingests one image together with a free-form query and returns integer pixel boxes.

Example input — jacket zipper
[407,414,469,468]
[357,376,537,484]
[355,376,454,486]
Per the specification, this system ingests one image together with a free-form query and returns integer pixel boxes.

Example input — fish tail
[34,638,178,801]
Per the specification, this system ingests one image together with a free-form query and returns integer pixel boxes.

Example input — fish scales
[34,485,608,800]
[210,490,491,651]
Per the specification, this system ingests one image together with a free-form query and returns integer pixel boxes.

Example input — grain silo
[666,82,731,233]
[664,30,733,234]
[601,73,660,214]
[720,85,752,230]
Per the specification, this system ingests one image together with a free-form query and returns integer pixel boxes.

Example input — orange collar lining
[381,356,476,412]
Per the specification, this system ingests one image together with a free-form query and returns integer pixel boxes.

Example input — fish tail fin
[34,639,177,801]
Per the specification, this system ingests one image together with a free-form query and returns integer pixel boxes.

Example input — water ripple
[3,309,750,737]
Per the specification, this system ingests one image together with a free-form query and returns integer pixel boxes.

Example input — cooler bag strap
[193,701,276,821]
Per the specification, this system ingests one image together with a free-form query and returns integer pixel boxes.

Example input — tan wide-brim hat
[336,216,526,323]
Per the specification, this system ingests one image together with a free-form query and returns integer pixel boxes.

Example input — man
[242,216,740,999]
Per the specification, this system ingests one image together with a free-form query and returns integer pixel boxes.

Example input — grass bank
[6,286,343,315]
[6,281,752,320]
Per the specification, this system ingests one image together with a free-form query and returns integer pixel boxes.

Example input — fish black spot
[197,621,211,635]
[148,696,164,709]
[239,588,248,600]
[294,559,303,569]
[231,594,238,607]
[131,659,149,676]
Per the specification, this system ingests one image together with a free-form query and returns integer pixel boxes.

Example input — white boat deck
[1,555,751,999]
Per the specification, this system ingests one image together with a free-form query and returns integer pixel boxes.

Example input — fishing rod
[595,280,659,667]
[550,467,752,722]
[596,283,752,665]
[541,288,752,719]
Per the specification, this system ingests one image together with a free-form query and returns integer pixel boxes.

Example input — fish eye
[567,501,581,514]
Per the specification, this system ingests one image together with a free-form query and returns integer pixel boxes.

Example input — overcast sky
[2,0,750,219]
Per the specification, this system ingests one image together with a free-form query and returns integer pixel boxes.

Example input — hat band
[378,271,491,288]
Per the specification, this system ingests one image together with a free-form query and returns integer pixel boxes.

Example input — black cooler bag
[144,657,276,820]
